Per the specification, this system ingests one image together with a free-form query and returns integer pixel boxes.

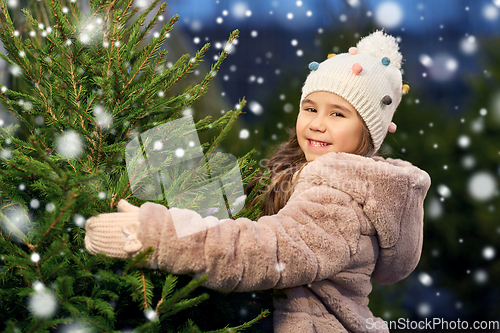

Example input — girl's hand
[117,199,140,213]
[84,199,143,259]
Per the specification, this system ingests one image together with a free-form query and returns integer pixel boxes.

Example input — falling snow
[275,262,285,272]
[74,214,86,227]
[467,172,497,201]
[239,129,249,139]
[418,272,433,286]
[426,197,443,219]
[483,4,499,21]
[375,1,403,28]
[30,253,41,263]
[461,155,475,169]
[482,246,496,260]
[473,269,488,284]
[145,309,158,321]
[248,101,263,115]
[56,131,83,158]
[460,36,478,55]
[28,283,58,318]
[1,205,32,243]
[232,2,250,19]
[46,202,55,212]
[457,135,470,148]
[30,199,40,209]
[417,302,432,316]
[437,184,452,198]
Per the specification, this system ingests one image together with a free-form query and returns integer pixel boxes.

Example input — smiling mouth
[308,139,331,147]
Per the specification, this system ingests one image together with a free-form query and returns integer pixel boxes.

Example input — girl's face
[296,91,364,162]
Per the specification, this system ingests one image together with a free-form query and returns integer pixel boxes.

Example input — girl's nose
[308,115,326,132]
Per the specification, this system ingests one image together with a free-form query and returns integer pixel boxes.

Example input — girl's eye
[332,112,344,117]
[305,107,316,112]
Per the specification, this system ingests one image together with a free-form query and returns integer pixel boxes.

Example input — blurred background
[1,0,500,330]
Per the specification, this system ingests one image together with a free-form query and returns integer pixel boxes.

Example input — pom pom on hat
[402,84,410,94]
[308,61,319,71]
[357,30,402,69]
[388,122,397,133]
[352,63,363,75]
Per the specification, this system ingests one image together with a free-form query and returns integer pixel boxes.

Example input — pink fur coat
[85,152,431,332]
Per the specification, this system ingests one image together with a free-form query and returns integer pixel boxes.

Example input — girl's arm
[85,187,355,293]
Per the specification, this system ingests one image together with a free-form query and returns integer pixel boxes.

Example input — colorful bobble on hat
[382,95,392,105]
[308,61,319,71]
[327,53,336,59]
[388,122,397,133]
[382,57,391,66]
[352,63,363,75]
[402,84,410,94]
[349,47,358,55]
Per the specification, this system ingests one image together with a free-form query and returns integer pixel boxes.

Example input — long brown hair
[244,116,374,218]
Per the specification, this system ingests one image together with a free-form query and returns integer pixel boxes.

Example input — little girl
[85,31,431,333]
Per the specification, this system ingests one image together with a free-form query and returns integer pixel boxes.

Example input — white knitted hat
[299,31,409,155]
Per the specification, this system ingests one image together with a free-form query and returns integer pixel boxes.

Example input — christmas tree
[0,0,271,331]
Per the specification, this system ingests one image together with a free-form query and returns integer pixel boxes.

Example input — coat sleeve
[133,185,357,292]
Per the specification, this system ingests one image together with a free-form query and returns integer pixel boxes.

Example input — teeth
[310,140,329,147]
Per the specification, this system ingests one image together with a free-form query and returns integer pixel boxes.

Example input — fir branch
[105,6,120,80]
[0,223,29,256]
[0,0,14,32]
[122,51,167,111]
[117,5,139,28]
[33,191,77,250]
[28,136,63,178]
[56,275,75,302]
[122,3,169,91]
[8,156,64,190]
[74,2,107,42]
[69,0,81,28]
[44,262,66,282]
[0,89,40,143]
[93,298,116,320]
[205,309,270,333]
[156,274,209,316]
[37,238,67,266]
[36,0,51,30]
[122,247,154,275]
[46,0,72,41]
[126,0,165,50]
[141,270,148,309]
[155,274,177,312]
[187,30,239,105]
[206,99,246,156]
[162,43,210,95]
[179,319,203,333]
[0,29,36,82]
[123,269,154,311]
[43,34,71,59]
[162,293,208,317]
[114,0,135,22]
[26,319,43,333]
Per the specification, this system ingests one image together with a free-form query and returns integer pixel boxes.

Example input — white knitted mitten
[84,199,143,258]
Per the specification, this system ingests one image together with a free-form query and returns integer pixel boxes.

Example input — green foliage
[0,0,268,331]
